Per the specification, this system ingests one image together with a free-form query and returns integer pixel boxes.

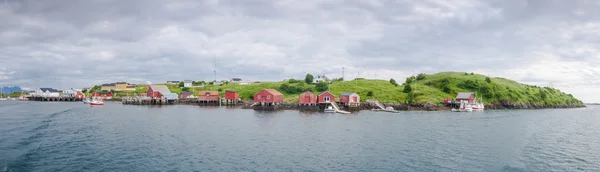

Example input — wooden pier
[28,96,83,102]
[122,96,176,105]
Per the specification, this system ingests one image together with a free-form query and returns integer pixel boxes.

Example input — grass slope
[96,72,583,106]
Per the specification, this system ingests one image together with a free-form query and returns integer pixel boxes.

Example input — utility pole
[342,66,345,81]
[213,57,217,82]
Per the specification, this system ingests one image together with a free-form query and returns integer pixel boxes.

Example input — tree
[403,85,412,93]
[82,89,88,93]
[470,72,474,75]
[181,87,190,92]
[389,79,398,86]
[178,81,184,88]
[217,88,223,92]
[485,77,492,83]
[416,73,426,80]
[405,76,415,84]
[305,74,314,84]
[315,81,328,92]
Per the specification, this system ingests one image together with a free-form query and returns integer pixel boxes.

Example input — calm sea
[0,101,599,171]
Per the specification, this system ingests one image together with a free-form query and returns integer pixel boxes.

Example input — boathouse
[180,92,194,99]
[254,89,284,104]
[298,91,317,105]
[339,92,360,107]
[317,91,335,103]
[198,91,220,102]
[225,90,239,103]
[147,85,179,100]
[456,92,475,104]
[36,88,60,98]
[92,92,113,99]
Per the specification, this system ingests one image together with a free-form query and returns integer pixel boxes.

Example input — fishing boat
[83,98,91,104]
[89,97,104,105]
[324,106,336,113]
[18,91,28,101]
[471,95,485,111]
[451,100,473,112]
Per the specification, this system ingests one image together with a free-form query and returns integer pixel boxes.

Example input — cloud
[1,0,600,102]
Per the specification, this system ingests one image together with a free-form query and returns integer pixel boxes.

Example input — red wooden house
[254,89,284,103]
[92,92,112,99]
[317,91,335,103]
[225,90,239,101]
[198,91,220,101]
[180,92,193,99]
[147,85,178,100]
[75,92,85,99]
[339,92,360,106]
[298,91,317,105]
[455,92,475,104]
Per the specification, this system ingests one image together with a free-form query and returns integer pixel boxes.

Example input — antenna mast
[213,57,216,82]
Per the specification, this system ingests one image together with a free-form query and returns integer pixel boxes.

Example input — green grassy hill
[89,72,583,106]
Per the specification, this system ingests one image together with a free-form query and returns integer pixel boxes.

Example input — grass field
[86,72,583,106]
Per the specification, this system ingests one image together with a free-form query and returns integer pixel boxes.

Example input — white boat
[452,100,473,112]
[89,97,104,105]
[471,95,485,111]
[83,98,91,104]
[324,106,336,113]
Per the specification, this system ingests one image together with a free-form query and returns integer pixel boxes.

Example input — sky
[1,0,599,102]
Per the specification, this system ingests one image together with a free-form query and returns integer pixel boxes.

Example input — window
[258,96,261,99]
[267,95,271,99]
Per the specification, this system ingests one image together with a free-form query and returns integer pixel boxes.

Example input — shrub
[485,77,492,83]
[403,85,412,93]
[315,81,328,92]
[416,73,426,80]
[389,79,398,86]
[367,91,374,97]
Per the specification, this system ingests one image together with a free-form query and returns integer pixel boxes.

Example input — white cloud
[1,0,600,102]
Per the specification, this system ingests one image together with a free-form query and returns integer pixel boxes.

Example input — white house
[36,88,60,97]
[314,75,329,83]
[183,80,193,87]
[61,88,78,97]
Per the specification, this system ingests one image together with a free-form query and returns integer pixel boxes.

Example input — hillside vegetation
[95,72,583,106]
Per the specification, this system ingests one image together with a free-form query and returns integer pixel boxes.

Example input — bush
[485,77,492,83]
[442,85,451,93]
[416,73,426,80]
[217,88,223,92]
[389,79,398,86]
[403,85,412,93]
[179,81,184,87]
[367,91,374,97]
[315,81,328,92]
[288,79,300,83]
[405,76,415,84]
[181,87,190,92]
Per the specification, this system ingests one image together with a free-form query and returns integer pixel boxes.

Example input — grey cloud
[1,0,600,102]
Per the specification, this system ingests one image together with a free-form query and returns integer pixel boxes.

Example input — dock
[122,96,176,105]
[27,96,83,102]
[327,102,351,114]
[367,100,401,113]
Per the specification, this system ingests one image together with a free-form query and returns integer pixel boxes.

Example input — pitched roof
[115,82,127,84]
[149,85,171,94]
[200,91,219,96]
[456,92,475,99]
[162,93,179,100]
[183,80,192,83]
[40,88,59,92]
[102,83,116,86]
[225,90,237,93]
[341,92,357,96]
[264,89,283,96]
[180,92,193,95]
[318,91,334,96]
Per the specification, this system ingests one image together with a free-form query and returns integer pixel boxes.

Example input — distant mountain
[1,86,23,94]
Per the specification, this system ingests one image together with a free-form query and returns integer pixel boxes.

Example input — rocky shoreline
[108,98,586,111]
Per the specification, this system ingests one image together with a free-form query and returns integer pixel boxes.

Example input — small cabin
[339,92,360,107]
[198,91,220,101]
[225,90,239,101]
[317,91,335,103]
[180,92,194,99]
[254,89,284,103]
[298,91,317,105]
[456,92,475,104]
